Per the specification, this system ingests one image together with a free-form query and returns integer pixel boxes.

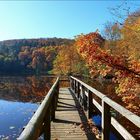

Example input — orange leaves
[52,45,88,75]
[18,46,31,66]
[76,31,140,114]
[30,47,46,73]
[76,32,104,56]
[76,32,114,77]
[129,59,140,74]
[52,45,75,75]
[76,31,140,78]
[100,66,112,76]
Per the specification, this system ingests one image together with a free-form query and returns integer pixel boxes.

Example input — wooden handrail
[18,77,59,140]
[70,76,140,140]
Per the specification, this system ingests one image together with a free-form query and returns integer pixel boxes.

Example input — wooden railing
[70,76,140,140]
[18,77,59,140]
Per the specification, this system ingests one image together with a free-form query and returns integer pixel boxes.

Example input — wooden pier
[18,76,140,140]
[51,87,95,140]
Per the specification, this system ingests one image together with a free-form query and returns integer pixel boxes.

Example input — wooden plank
[77,82,80,98]
[111,117,135,140]
[81,85,87,110]
[92,98,102,112]
[88,90,92,118]
[51,88,95,140]
[102,101,111,140]
[51,96,56,120]
[44,108,51,140]
[85,90,88,97]
[104,97,140,128]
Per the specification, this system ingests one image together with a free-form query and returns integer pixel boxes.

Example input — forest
[0,38,74,74]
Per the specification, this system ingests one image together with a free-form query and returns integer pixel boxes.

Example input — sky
[0,0,140,41]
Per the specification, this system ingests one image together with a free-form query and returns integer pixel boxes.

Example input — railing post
[51,82,59,120]
[75,80,77,91]
[44,107,51,140]
[70,77,73,90]
[77,82,80,98]
[51,95,55,120]
[73,79,75,91]
[55,82,59,108]
[72,79,74,90]
[74,80,76,94]
[79,84,82,103]
[88,90,92,119]
[102,100,111,140]
[81,85,87,110]
[70,77,72,89]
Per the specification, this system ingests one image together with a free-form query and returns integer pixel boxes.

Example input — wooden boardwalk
[18,77,140,140]
[51,87,95,140]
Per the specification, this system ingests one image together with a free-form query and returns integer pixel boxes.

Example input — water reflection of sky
[92,115,118,140]
[0,99,38,139]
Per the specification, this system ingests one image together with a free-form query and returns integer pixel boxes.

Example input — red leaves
[76,31,140,115]
[28,47,48,74]
[76,31,140,77]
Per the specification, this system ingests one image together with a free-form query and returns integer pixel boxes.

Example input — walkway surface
[51,87,95,140]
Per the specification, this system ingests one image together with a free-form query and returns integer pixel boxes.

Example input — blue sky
[0,1,140,41]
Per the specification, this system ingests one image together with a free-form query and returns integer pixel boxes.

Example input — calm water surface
[92,115,117,140]
[0,76,54,139]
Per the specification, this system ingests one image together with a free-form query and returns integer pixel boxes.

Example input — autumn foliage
[76,13,140,113]
[52,45,88,75]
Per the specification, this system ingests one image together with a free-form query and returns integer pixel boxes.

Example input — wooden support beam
[88,90,93,118]
[81,85,87,110]
[51,96,55,120]
[74,80,76,94]
[44,108,51,140]
[102,100,111,140]
[55,82,59,109]
[70,78,72,89]
[111,117,135,140]
[92,98,102,112]
[77,82,80,98]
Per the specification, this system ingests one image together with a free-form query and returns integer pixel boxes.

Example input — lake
[0,76,54,140]
[0,75,139,139]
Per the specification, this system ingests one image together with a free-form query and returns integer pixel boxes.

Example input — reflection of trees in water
[0,76,54,102]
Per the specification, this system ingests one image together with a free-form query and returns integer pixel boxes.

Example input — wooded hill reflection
[0,76,54,103]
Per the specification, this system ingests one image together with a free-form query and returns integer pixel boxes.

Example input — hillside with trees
[0,38,74,74]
